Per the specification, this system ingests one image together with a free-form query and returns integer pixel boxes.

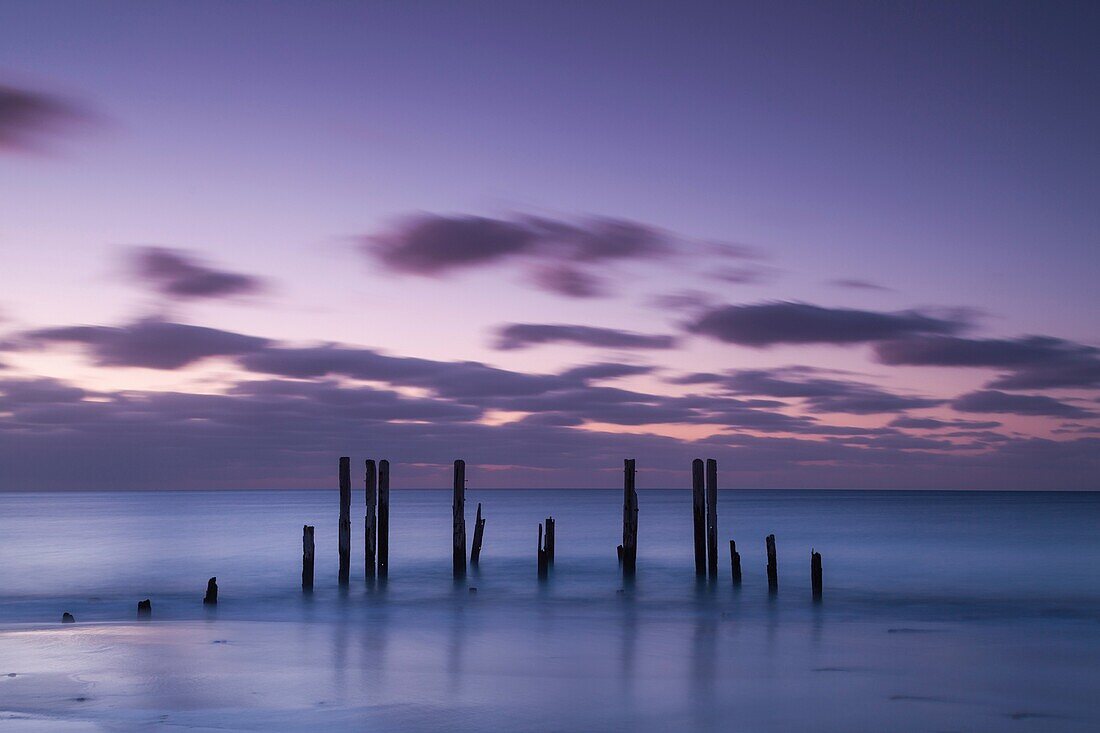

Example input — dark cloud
[494,323,676,351]
[130,247,264,300]
[21,319,270,369]
[0,83,88,152]
[829,278,893,292]
[676,366,944,415]
[687,301,965,347]
[888,416,1002,430]
[875,335,1100,390]
[710,266,778,285]
[951,390,1094,418]
[528,265,607,297]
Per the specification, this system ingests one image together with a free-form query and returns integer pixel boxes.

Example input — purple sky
[1,1,1098,489]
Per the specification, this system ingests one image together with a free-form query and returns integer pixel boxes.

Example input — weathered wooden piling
[729,539,742,584]
[692,458,706,577]
[766,534,778,592]
[62,612,75,623]
[365,459,377,581]
[622,459,638,576]
[302,525,315,591]
[544,516,555,565]
[537,523,549,579]
[705,458,719,579]
[137,599,151,618]
[811,549,822,600]
[453,459,467,579]
[616,544,624,564]
[470,502,485,566]
[203,577,218,605]
[338,456,351,585]
[378,460,390,577]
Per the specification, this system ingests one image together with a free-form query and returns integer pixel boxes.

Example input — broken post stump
[811,550,822,600]
[766,534,778,592]
[730,539,742,585]
[622,459,638,576]
[545,516,555,565]
[453,459,467,579]
[705,458,719,579]
[692,459,706,577]
[378,460,390,577]
[338,456,351,585]
[137,599,151,618]
[62,612,75,623]
[302,525,315,591]
[365,459,377,581]
[470,502,486,566]
[203,577,218,605]
[616,544,624,564]
[537,522,549,579]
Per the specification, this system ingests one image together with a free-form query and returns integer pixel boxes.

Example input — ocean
[1,489,1098,731]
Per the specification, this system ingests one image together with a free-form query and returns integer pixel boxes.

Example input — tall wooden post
[365,459,377,581]
[692,459,706,577]
[470,502,485,565]
[203,577,218,605]
[622,459,638,576]
[544,516,555,565]
[766,534,778,592]
[338,456,351,585]
[729,539,742,584]
[302,525,315,591]
[453,459,467,579]
[705,459,718,579]
[811,550,822,600]
[537,522,549,579]
[378,460,390,577]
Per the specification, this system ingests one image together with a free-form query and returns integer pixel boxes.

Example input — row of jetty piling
[308,457,824,599]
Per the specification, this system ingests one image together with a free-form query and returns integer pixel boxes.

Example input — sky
[1,1,1098,490]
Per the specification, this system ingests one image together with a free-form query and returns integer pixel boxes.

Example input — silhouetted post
[729,539,742,584]
[766,534,778,592]
[705,459,719,579]
[453,459,467,579]
[203,577,218,605]
[470,502,486,566]
[537,523,549,579]
[62,612,75,623]
[622,459,638,576]
[302,525,315,591]
[137,599,151,618]
[365,459,377,581]
[616,544,624,564]
[545,516,555,565]
[378,460,390,577]
[338,456,351,585]
[692,459,706,577]
[811,550,822,600]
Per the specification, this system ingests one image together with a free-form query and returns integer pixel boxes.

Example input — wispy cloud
[494,323,676,351]
[129,247,265,301]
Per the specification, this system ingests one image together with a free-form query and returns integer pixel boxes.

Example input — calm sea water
[1,489,1098,731]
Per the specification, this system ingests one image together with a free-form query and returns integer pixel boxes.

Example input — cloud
[494,323,677,351]
[0,83,89,153]
[21,318,270,368]
[710,266,778,285]
[951,390,1093,418]
[675,366,944,415]
[829,278,893,292]
[686,301,966,347]
[888,416,1002,430]
[528,264,607,297]
[130,247,264,300]
[875,335,1100,390]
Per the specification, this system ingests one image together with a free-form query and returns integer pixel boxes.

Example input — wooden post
[766,534,778,592]
[378,460,390,578]
[470,502,486,565]
[705,458,718,579]
[729,539,742,584]
[338,456,351,585]
[203,577,218,605]
[302,525,315,591]
[811,550,822,600]
[545,516,555,565]
[62,612,75,623]
[616,544,624,564]
[137,599,151,618]
[453,459,467,579]
[622,459,638,576]
[692,459,706,577]
[537,523,549,579]
[365,459,377,581]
